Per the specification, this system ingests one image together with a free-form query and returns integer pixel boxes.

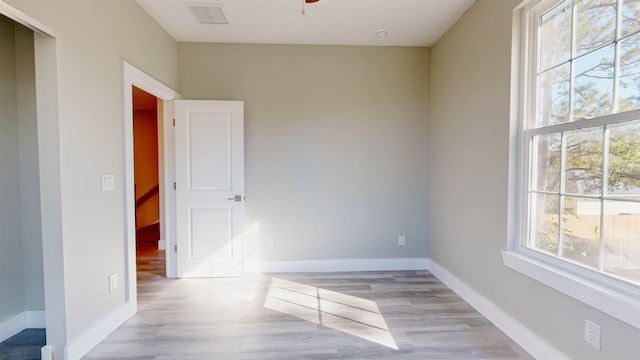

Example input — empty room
[0,0,639,359]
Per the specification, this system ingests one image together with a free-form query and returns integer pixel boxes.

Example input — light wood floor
[83,242,533,359]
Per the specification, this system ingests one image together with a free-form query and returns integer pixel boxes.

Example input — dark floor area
[0,329,45,360]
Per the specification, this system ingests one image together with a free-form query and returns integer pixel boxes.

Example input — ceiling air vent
[187,4,228,25]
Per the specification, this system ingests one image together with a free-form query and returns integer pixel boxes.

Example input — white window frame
[504,0,640,330]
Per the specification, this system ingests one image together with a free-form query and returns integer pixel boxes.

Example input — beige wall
[428,0,640,359]
[179,43,430,262]
[6,0,179,348]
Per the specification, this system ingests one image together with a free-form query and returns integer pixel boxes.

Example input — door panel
[188,111,232,190]
[190,207,232,258]
[175,100,244,277]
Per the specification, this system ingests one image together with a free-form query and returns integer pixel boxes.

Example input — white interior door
[175,100,244,277]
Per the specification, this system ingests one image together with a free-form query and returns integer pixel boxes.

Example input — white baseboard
[257,258,428,273]
[0,310,46,343]
[64,302,133,360]
[158,239,166,250]
[426,259,568,360]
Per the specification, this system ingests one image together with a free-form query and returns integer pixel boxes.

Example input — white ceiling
[136,0,475,47]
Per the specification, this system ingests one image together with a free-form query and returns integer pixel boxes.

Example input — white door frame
[123,62,179,314]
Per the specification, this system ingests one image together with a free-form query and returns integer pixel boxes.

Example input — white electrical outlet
[398,235,406,246]
[584,319,601,349]
[108,273,118,292]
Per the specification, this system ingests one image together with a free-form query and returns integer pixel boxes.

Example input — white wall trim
[63,303,130,360]
[0,310,46,343]
[426,259,568,360]
[257,258,428,273]
[34,28,68,356]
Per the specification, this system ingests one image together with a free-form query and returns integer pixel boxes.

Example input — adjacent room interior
[132,86,166,278]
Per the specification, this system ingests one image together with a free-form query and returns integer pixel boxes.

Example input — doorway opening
[0,13,48,356]
[123,62,179,313]
[132,86,165,278]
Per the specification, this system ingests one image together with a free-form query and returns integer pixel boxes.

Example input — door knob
[227,195,243,202]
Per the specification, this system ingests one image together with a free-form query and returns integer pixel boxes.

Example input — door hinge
[172,118,175,127]
[173,182,176,190]
[174,244,177,253]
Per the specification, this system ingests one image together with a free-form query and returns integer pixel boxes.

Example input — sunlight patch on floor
[263,278,398,349]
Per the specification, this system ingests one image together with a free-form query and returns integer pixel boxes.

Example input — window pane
[565,127,603,195]
[621,0,640,37]
[538,64,571,126]
[608,119,640,195]
[603,200,640,284]
[574,45,615,119]
[539,2,572,71]
[532,133,562,192]
[529,193,560,255]
[575,0,617,56]
[618,33,640,112]
[561,196,601,269]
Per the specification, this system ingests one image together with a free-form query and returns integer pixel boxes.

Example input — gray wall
[0,14,26,325]
[7,0,179,345]
[428,0,640,359]
[179,43,430,263]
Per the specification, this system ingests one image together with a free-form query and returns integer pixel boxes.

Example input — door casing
[123,62,179,314]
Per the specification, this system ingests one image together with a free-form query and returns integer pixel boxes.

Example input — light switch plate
[109,273,118,292]
[101,174,115,191]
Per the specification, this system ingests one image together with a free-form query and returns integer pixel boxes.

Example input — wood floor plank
[83,243,533,359]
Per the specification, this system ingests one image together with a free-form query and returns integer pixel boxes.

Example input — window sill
[502,250,640,330]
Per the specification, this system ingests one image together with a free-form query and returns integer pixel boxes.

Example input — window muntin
[525,0,640,286]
